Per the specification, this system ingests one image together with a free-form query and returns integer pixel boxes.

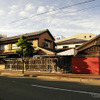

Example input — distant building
[54,35,65,41]
[71,33,96,40]
[55,38,88,49]
[55,33,96,49]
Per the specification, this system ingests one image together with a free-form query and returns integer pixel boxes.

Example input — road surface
[0,76,100,100]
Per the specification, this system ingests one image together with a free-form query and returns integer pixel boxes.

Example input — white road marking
[31,84,100,98]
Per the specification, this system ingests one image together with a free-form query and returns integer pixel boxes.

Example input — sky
[0,0,100,37]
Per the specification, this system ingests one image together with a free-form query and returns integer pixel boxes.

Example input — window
[89,35,92,38]
[57,37,60,40]
[84,36,86,38]
[0,44,8,50]
[63,46,68,48]
[11,43,19,49]
[75,45,80,47]
[43,41,51,48]
[47,42,51,48]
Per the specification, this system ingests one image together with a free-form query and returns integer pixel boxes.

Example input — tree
[15,35,34,74]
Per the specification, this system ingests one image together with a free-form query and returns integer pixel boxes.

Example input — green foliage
[15,35,34,58]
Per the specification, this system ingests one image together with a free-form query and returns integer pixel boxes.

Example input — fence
[5,56,72,73]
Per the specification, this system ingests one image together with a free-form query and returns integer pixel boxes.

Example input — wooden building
[0,29,55,69]
[72,34,100,75]
[0,29,55,56]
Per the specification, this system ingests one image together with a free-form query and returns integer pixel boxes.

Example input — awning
[57,49,75,56]
[37,47,55,55]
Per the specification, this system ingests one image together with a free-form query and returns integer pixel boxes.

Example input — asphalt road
[0,76,100,100]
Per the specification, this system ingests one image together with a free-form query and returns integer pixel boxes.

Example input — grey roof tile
[0,29,49,42]
[56,38,88,45]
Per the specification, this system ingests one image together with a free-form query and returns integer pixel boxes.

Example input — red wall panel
[72,57,99,75]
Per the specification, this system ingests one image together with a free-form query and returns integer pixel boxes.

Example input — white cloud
[46,6,59,15]
[0,9,4,15]
[0,0,100,37]
[48,6,54,11]
[56,11,77,17]
[8,5,18,15]
[69,18,99,30]
[37,6,46,13]
[0,25,31,36]
[19,11,28,17]
[63,8,77,12]
[25,3,35,11]
[18,3,35,17]
[44,14,100,36]
[8,10,15,15]
[10,5,18,10]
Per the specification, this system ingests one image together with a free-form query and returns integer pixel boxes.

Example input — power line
[1,2,99,29]
[56,4,100,17]
[9,0,95,24]
[12,4,100,28]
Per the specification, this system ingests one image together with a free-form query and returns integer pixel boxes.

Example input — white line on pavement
[31,84,100,98]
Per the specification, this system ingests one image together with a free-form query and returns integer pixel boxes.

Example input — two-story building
[0,29,55,59]
[55,33,96,49]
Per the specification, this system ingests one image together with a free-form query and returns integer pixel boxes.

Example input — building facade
[0,29,55,58]
[72,34,100,75]
[54,35,65,41]
[55,38,88,49]
[55,33,96,49]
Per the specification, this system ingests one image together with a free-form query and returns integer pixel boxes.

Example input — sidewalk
[0,69,100,85]
[0,69,100,79]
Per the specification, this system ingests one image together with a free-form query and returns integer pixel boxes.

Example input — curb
[36,76,100,86]
[0,71,100,86]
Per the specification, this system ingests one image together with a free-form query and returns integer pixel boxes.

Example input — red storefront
[72,57,99,75]
[72,34,100,75]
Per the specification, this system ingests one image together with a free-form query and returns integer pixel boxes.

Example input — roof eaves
[0,29,49,42]
[56,38,87,45]
[76,34,100,50]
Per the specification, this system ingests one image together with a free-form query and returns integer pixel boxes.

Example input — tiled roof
[55,33,96,43]
[56,38,88,45]
[0,29,52,42]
